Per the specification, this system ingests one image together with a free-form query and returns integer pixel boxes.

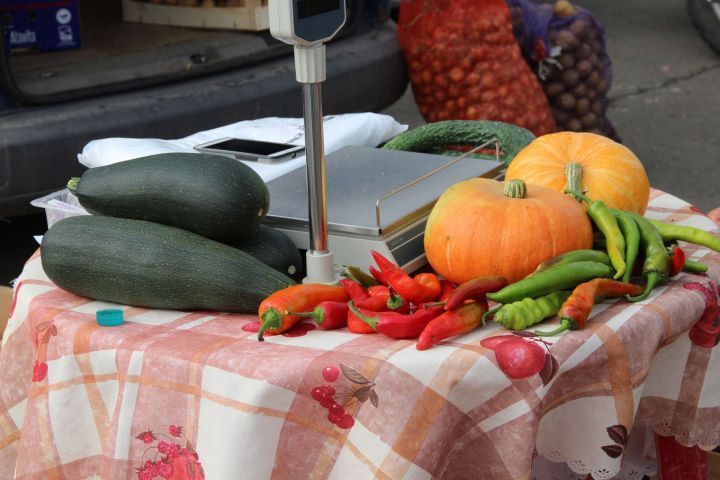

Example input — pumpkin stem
[565,162,584,196]
[503,179,527,199]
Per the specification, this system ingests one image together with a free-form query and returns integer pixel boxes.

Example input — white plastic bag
[78,113,407,182]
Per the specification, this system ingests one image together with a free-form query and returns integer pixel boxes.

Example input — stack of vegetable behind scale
[396,0,556,136]
[41,153,297,313]
[509,0,618,138]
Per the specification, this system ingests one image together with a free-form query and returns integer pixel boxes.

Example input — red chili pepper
[535,279,643,336]
[290,301,348,330]
[349,301,444,339]
[386,288,410,314]
[444,276,509,311]
[416,300,489,350]
[340,278,370,304]
[413,273,442,301]
[371,250,439,304]
[438,280,456,302]
[368,285,390,297]
[258,284,349,341]
[347,303,377,334]
[369,266,389,286]
[668,245,686,277]
[341,278,399,312]
[357,294,390,312]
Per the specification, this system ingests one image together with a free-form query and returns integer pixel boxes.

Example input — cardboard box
[0,1,81,52]
[122,0,269,31]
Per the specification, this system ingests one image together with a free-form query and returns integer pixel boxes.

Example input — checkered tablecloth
[1,189,719,480]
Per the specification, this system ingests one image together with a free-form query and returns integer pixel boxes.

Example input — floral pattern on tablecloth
[0,189,719,480]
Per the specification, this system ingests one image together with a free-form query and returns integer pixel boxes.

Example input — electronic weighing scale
[265,145,505,272]
[268,0,504,279]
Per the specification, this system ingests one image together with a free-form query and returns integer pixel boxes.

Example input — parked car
[687,0,720,54]
[0,0,408,218]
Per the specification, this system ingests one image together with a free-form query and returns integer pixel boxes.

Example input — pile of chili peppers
[257,198,719,347]
[256,250,510,350]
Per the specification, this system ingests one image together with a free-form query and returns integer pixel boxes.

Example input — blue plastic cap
[96,309,124,327]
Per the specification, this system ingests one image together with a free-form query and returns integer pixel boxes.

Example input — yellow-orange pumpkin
[424,179,593,284]
[505,132,650,214]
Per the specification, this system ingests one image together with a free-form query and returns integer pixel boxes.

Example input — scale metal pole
[302,82,329,254]
[295,44,337,284]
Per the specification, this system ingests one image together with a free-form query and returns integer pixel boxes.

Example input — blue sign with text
[1,1,81,52]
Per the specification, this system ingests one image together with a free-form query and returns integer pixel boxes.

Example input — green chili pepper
[487,291,572,331]
[486,261,614,304]
[684,259,709,274]
[625,212,669,302]
[533,249,611,275]
[613,210,641,283]
[342,265,380,288]
[649,219,720,253]
[566,190,626,280]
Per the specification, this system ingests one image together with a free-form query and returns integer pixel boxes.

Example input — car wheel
[688,0,720,54]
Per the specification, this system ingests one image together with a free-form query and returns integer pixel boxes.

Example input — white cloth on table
[77,113,407,182]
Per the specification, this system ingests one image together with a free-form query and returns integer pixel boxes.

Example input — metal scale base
[264,146,504,272]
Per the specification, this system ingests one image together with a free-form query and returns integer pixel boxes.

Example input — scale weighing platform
[264,145,504,272]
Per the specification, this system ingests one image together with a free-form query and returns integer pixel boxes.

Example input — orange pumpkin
[424,179,593,284]
[505,132,650,214]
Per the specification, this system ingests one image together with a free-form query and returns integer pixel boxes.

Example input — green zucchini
[68,153,269,243]
[41,216,295,313]
[231,225,304,281]
[382,120,535,165]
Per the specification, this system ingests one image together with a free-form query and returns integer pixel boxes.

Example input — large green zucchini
[231,225,304,281]
[68,153,269,243]
[382,120,535,165]
[41,216,295,313]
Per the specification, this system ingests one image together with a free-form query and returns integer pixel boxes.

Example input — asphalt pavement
[383,0,720,212]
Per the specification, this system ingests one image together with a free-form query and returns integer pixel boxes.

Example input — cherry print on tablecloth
[135,424,204,480]
[683,280,720,348]
[481,332,559,383]
[31,319,57,382]
[310,363,379,430]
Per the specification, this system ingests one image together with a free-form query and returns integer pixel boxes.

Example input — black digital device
[297,0,340,18]
[194,137,305,162]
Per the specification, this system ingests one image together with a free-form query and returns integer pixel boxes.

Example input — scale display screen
[297,0,340,18]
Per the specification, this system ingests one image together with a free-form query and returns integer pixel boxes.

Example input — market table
[1,188,719,480]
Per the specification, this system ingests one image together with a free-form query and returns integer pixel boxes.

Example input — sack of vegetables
[397,0,556,137]
[508,0,619,140]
